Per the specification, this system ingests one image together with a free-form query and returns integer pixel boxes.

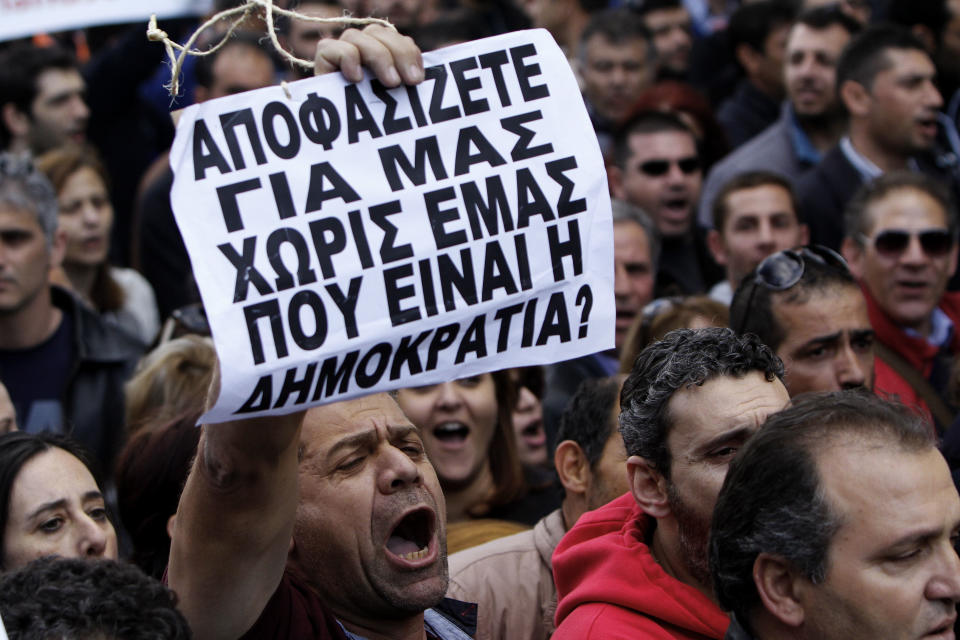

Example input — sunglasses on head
[859,229,953,258]
[639,156,700,177]
[735,246,850,335]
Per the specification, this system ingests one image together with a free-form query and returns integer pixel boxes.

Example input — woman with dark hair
[396,370,557,524]
[35,145,159,344]
[115,412,202,579]
[0,431,118,571]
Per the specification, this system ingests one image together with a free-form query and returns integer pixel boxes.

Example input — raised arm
[167,25,423,640]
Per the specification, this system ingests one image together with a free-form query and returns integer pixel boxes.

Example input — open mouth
[925,617,955,638]
[521,420,546,448]
[433,421,469,444]
[385,508,435,564]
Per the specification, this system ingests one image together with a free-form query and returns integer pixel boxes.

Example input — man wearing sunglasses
[610,110,722,297]
[841,171,960,429]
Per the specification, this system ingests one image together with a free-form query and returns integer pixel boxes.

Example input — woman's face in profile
[396,374,498,488]
[3,447,118,570]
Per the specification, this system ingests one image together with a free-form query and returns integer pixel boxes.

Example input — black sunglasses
[735,246,850,335]
[638,156,700,177]
[859,229,953,258]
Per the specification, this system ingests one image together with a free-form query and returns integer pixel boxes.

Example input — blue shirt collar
[904,306,955,348]
[787,103,821,166]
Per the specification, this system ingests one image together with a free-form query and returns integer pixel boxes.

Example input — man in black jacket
[0,153,142,472]
[796,25,951,250]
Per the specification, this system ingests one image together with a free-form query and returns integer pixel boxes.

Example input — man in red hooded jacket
[552,328,790,639]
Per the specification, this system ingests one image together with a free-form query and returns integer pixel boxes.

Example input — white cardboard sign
[0,0,213,42]
[169,29,614,423]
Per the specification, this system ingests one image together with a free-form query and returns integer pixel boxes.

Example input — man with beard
[168,26,474,640]
[552,328,789,639]
[610,110,722,296]
[447,376,629,640]
[698,6,859,228]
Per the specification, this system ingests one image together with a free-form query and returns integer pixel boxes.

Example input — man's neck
[800,117,844,154]
[340,612,427,640]
[0,288,62,350]
[849,125,910,172]
[649,523,716,604]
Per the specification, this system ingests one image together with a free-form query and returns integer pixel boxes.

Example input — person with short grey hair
[552,328,788,639]
[0,152,143,472]
[710,391,958,640]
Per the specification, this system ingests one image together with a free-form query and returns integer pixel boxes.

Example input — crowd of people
[2,0,960,638]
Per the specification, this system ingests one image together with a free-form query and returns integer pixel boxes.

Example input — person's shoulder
[53,286,146,360]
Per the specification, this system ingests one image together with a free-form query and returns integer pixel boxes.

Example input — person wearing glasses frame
[730,245,887,400]
[840,171,960,430]
[609,110,723,297]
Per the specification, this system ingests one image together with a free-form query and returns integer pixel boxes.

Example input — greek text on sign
[169,29,615,423]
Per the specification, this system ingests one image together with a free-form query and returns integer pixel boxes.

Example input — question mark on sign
[575,284,593,339]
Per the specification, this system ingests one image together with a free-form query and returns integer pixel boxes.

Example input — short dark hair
[619,327,783,478]
[730,248,858,352]
[0,44,78,149]
[630,0,684,18]
[0,432,103,571]
[613,109,696,169]
[194,31,276,91]
[556,376,622,468]
[727,1,795,59]
[794,5,861,36]
[579,8,652,53]
[886,0,950,46]
[0,556,192,638]
[711,170,799,232]
[836,24,928,96]
[845,170,959,240]
[710,391,933,621]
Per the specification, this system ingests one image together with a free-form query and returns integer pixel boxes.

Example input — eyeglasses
[734,246,850,335]
[638,156,700,177]
[858,229,953,258]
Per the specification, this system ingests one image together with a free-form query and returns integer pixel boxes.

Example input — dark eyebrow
[325,429,378,461]
[800,332,842,349]
[699,426,754,454]
[27,499,68,521]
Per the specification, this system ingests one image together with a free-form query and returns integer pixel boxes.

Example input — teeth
[400,545,429,561]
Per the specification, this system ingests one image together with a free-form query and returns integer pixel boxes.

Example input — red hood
[552,493,728,639]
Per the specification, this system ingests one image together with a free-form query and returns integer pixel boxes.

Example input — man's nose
[925,542,960,604]
[378,446,423,494]
[836,344,866,390]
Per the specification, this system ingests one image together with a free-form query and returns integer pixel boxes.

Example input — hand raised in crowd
[314,23,424,87]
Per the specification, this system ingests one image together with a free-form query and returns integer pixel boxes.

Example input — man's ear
[839,80,870,118]
[608,164,625,200]
[707,228,728,267]
[555,440,590,497]
[1,103,29,140]
[627,454,669,518]
[734,43,761,78]
[840,235,863,279]
[797,223,809,247]
[754,552,807,628]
